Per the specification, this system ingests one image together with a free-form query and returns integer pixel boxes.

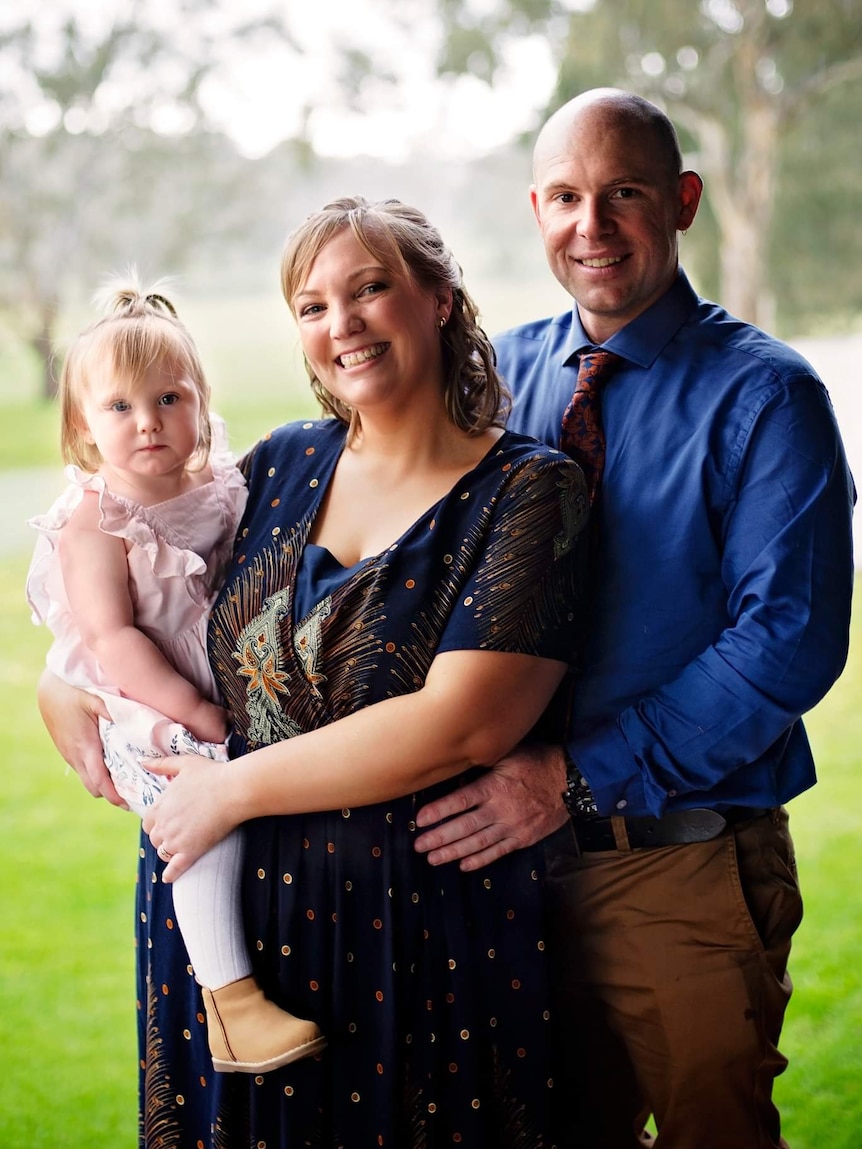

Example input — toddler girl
[26,277,325,1073]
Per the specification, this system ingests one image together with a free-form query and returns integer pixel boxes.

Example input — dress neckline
[306,429,513,569]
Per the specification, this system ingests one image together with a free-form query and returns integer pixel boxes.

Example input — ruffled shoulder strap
[27,465,208,585]
[26,465,109,535]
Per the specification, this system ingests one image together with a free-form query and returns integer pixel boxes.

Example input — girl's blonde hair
[280,196,511,439]
[59,271,212,472]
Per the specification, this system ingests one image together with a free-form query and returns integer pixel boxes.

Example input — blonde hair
[280,196,510,438]
[59,271,212,472]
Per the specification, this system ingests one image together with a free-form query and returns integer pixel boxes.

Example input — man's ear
[677,171,704,232]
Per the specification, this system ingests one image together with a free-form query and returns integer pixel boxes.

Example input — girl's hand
[141,753,238,881]
[37,670,128,808]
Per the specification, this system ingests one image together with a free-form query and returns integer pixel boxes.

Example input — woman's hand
[37,670,127,808]
[142,754,239,882]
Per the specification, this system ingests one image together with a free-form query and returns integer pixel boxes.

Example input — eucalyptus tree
[432,0,862,330]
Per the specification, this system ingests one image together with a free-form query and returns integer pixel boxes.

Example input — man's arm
[576,377,854,817]
[416,374,855,864]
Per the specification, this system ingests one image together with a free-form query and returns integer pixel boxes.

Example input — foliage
[0,4,293,397]
[772,82,862,332]
[432,0,862,333]
[3,0,862,396]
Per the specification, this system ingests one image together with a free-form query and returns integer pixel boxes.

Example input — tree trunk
[686,93,780,329]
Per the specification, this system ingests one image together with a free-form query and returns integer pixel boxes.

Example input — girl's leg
[170,832,327,1074]
[171,831,251,989]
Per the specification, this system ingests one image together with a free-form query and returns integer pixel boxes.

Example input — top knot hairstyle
[59,270,212,472]
[280,196,511,437]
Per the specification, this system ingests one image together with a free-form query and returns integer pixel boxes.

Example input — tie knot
[577,349,620,390]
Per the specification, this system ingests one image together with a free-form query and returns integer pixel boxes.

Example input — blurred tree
[0,5,291,398]
[433,0,862,332]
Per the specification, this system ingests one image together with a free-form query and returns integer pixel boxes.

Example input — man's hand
[414,743,568,870]
[37,670,127,808]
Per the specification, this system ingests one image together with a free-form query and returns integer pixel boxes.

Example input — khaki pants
[544,808,802,1149]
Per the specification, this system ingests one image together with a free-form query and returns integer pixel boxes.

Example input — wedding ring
[157,844,172,862]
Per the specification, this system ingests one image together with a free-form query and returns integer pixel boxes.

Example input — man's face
[530,105,702,344]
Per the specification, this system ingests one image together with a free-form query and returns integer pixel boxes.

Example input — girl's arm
[60,492,227,744]
[143,646,567,880]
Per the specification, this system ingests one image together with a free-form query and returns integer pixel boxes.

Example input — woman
[41,196,589,1147]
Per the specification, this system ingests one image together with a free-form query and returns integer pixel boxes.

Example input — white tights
[168,829,252,990]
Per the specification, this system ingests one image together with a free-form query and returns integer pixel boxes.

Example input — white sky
[0,0,565,161]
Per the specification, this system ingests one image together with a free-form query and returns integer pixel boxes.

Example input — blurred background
[1,1,860,1145]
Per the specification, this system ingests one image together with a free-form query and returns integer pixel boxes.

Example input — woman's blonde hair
[280,196,510,437]
[59,271,212,472]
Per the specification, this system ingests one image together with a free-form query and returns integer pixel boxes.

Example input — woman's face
[292,228,451,420]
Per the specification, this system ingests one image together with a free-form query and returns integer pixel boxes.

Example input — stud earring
[438,316,446,328]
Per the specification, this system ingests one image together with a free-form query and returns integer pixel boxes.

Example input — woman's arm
[143,647,566,880]
[37,670,127,807]
[60,493,227,743]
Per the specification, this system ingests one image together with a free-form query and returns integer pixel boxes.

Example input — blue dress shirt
[496,270,856,818]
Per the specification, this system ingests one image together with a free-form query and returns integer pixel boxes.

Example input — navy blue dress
[136,419,588,1148]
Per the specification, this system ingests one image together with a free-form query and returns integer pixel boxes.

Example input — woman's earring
[438,316,446,328]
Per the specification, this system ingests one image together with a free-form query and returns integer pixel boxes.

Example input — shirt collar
[565,269,700,369]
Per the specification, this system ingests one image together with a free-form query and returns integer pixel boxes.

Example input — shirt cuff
[566,723,651,818]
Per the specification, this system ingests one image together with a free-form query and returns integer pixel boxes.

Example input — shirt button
[668,789,677,798]
[616,800,627,810]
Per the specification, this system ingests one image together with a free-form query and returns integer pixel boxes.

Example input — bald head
[533,89,683,186]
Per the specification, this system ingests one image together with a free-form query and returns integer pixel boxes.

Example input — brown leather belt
[570,806,770,852]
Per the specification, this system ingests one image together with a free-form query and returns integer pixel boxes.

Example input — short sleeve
[437,453,589,662]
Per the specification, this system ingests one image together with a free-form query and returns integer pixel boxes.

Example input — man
[414,88,855,1148]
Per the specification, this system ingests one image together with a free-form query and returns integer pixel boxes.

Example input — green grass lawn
[0,540,859,1146]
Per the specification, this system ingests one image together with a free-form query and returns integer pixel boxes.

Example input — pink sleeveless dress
[26,430,247,813]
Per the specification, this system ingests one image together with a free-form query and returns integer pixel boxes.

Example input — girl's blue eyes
[108,394,179,412]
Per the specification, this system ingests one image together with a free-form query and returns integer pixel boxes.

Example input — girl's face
[79,359,202,490]
[292,227,451,421]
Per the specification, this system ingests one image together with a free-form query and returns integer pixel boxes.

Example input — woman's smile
[336,342,389,369]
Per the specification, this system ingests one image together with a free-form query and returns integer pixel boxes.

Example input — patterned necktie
[560,349,620,503]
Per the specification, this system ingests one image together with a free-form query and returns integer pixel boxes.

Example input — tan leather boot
[201,977,326,1073]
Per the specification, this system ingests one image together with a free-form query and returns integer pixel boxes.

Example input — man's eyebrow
[540,175,652,194]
